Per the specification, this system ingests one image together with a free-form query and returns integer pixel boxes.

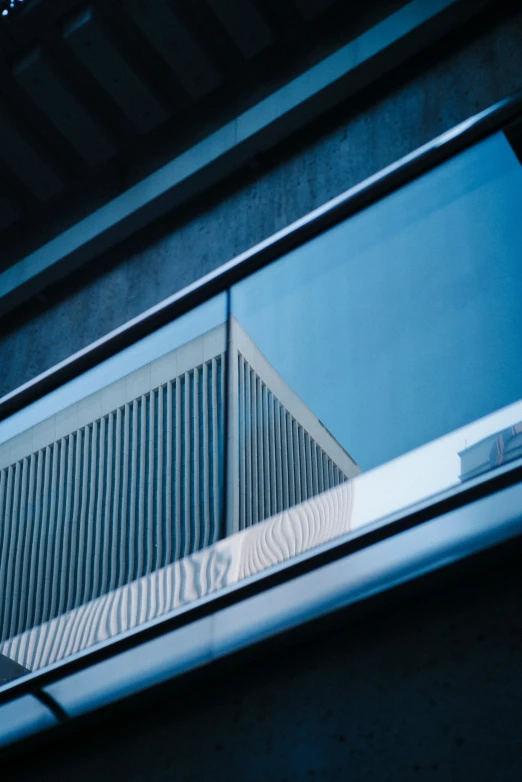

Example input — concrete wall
[9,551,522,781]
[1,4,521,399]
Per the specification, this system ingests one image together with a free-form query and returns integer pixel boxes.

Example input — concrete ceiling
[0,0,406,270]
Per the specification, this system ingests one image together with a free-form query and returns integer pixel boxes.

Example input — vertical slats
[292,418,300,506]
[43,444,59,622]
[269,392,277,517]
[245,362,252,528]
[0,469,6,547]
[165,382,173,561]
[102,415,114,595]
[262,384,270,517]
[281,407,289,512]
[219,354,225,532]
[9,459,27,638]
[6,462,22,637]
[312,441,320,496]
[35,447,52,629]
[17,455,35,636]
[304,432,314,497]
[211,358,220,540]
[255,377,262,523]
[238,356,246,531]
[251,369,259,525]
[201,362,208,546]
[0,466,11,635]
[120,405,130,589]
[274,399,283,515]
[147,392,155,573]
[193,369,201,552]
[322,452,330,491]
[0,467,14,635]
[109,410,121,593]
[156,388,164,569]
[137,398,147,577]
[299,426,307,502]
[93,419,106,602]
[0,471,7,596]
[50,440,66,620]
[234,353,351,531]
[25,452,43,628]
[172,378,180,559]
[129,401,138,582]
[59,436,75,617]
[183,372,191,558]
[80,427,94,605]
[67,431,82,610]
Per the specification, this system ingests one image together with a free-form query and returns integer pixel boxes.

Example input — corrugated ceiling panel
[125,0,222,99]
[0,25,16,58]
[0,198,18,232]
[292,0,338,20]
[0,110,64,200]
[63,7,168,133]
[13,48,115,167]
[206,0,275,58]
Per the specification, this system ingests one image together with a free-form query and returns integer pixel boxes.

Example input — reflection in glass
[227,317,360,533]
[0,652,28,686]
[4,396,522,675]
[0,302,361,678]
[3,130,522,685]
[0,298,226,654]
[459,422,522,482]
[0,479,357,673]
[0,316,360,677]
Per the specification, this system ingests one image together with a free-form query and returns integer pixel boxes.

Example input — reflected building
[459,422,522,482]
[0,319,359,647]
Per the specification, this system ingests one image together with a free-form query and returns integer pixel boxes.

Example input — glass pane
[230,131,522,526]
[0,295,227,682]
[3,129,522,688]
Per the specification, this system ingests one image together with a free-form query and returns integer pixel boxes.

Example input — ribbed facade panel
[0,356,225,643]
[237,353,346,531]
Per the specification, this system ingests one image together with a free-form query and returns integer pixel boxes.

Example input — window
[1,108,522,695]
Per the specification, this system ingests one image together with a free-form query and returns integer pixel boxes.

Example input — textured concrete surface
[8,554,522,781]
[1,5,522,397]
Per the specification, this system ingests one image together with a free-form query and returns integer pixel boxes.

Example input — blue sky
[232,132,522,471]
